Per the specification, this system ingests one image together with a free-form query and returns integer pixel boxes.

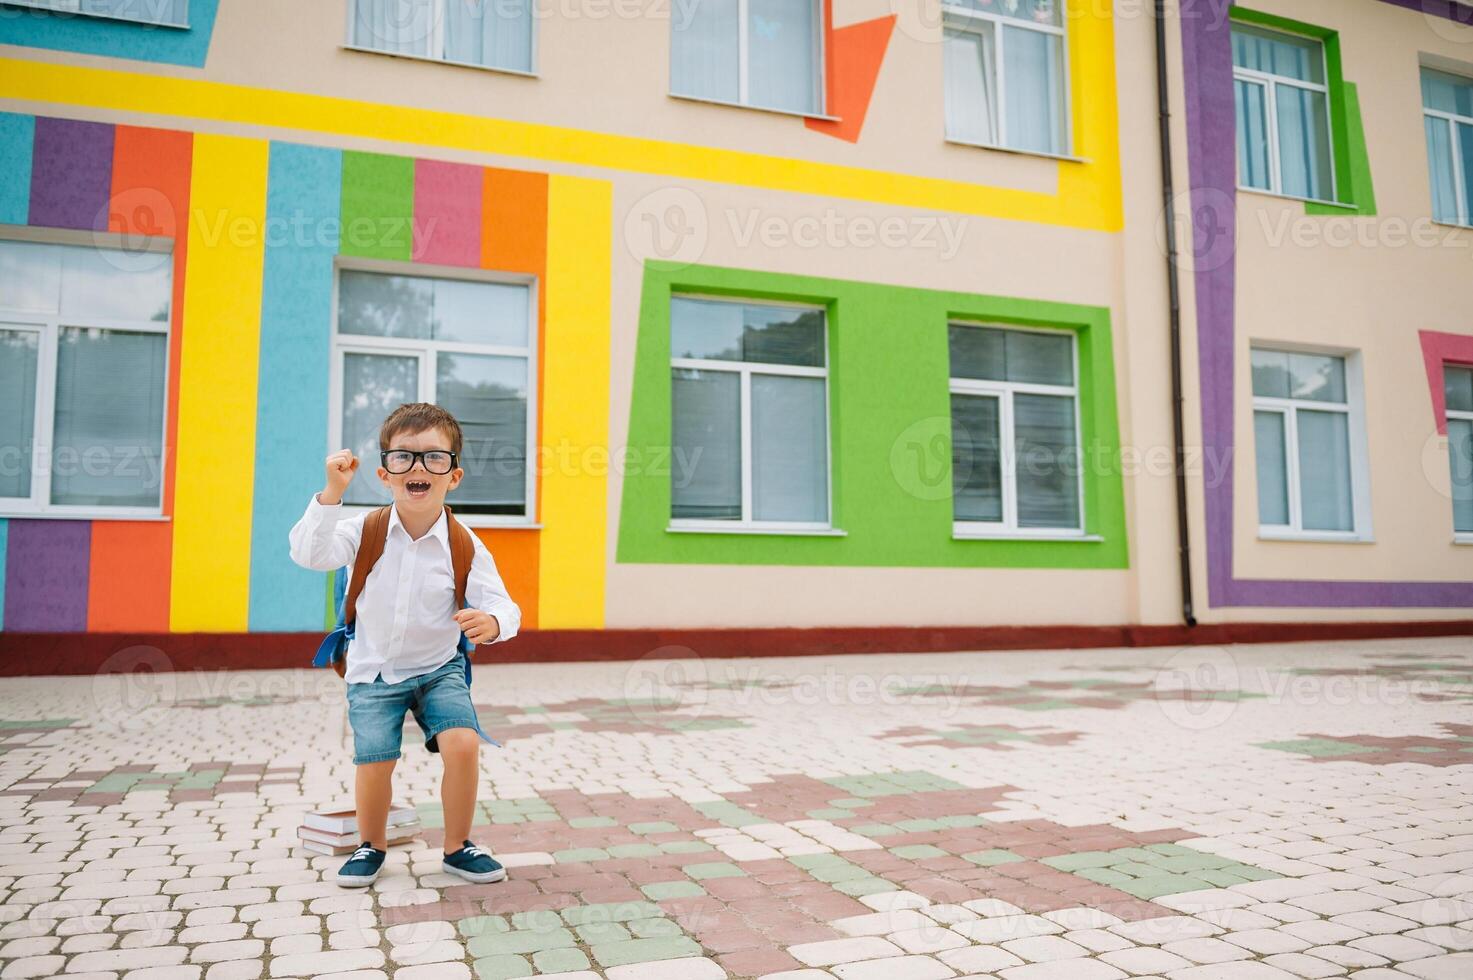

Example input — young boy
[289,403,521,888]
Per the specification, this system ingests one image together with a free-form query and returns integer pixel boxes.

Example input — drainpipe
[1154,0,1198,627]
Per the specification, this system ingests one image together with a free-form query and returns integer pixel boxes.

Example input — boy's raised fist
[320,449,358,504]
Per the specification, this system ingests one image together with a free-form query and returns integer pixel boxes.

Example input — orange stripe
[481,167,548,627]
[474,529,540,632]
[88,124,192,631]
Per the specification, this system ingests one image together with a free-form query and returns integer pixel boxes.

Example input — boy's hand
[320,449,358,504]
[454,609,500,646]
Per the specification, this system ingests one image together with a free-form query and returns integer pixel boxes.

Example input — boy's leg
[435,728,479,849]
[355,758,397,849]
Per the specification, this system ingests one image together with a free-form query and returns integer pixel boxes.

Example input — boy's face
[376,425,463,515]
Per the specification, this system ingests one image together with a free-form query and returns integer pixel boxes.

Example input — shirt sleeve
[287,493,364,572]
[467,534,522,644]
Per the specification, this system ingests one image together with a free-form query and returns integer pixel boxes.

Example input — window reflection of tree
[340,272,433,339]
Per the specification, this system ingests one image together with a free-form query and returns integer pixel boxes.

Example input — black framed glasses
[381,449,457,475]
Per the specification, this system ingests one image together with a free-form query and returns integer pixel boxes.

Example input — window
[332,265,535,519]
[942,0,1068,156]
[670,0,822,116]
[3,0,188,27]
[669,296,830,529]
[949,324,1082,535]
[1423,68,1473,227]
[1250,348,1370,537]
[1446,365,1473,536]
[349,0,533,74]
[0,236,172,516]
[1231,23,1334,201]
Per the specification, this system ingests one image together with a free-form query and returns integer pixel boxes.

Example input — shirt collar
[387,503,449,548]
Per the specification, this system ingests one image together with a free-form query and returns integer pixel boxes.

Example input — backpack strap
[343,505,392,630]
[444,504,475,612]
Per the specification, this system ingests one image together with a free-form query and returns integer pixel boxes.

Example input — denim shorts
[345,653,498,765]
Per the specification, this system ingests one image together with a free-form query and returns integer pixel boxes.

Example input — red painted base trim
[1,620,1470,675]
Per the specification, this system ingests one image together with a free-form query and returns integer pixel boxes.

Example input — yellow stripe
[169,134,269,631]
[0,2,1121,231]
[538,175,612,629]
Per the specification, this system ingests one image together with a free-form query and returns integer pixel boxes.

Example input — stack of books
[298,803,421,855]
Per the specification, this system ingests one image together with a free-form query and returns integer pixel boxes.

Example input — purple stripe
[3,520,90,632]
[28,117,114,232]
[1375,0,1473,25]
[1179,0,1473,609]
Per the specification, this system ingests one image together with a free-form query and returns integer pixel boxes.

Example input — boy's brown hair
[379,403,463,457]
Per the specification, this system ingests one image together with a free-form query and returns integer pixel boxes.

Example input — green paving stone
[1105,847,1157,862]
[532,948,589,974]
[1229,864,1282,881]
[592,936,704,967]
[1111,861,1159,878]
[1118,875,1214,899]
[554,847,610,863]
[0,718,75,729]
[894,819,946,832]
[789,853,847,869]
[641,881,706,901]
[807,808,853,820]
[468,927,576,957]
[629,821,680,835]
[458,916,510,938]
[1153,855,1231,873]
[509,910,566,933]
[576,921,632,944]
[472,954,533,980]
[807,863,869,884]
[891,844,948,859]
[491,814,526,824]
[658,840,713,854]
[1256,738,1375,758]
[1014,699,1079,710]
[486,800,523,812]
[829,798,873,809]
[849,824,902,838]
[684,861,745,880]
[1076,867,1135,887]
[569,816,617,828]
[1043,851,1120,872]
[627,916,683,938]
[519,706,548,713]
[609,843,662,859]
[963,849,1024,867]
[525,812,561,823]
[1197,869,1249,887]
[834,877,900,897]
[563,901,664,925]
[938,815,990,828]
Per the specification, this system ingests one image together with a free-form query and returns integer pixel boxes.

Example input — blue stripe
[248,142,343,631]
[0,0,220,68]
[0,520,8,631]
[0,114,34,225]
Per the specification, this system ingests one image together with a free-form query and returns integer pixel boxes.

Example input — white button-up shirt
[288,495,522,685]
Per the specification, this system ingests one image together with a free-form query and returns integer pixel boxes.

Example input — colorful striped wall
[0,113,611,635]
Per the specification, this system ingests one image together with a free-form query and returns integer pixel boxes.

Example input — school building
[0,0,1470,671]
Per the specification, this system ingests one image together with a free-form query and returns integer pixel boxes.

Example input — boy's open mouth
[405,480,432,499]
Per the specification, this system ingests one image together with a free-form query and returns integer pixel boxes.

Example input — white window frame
[1250,344,1372,542]
[343,0,539,77]
[1230,25,1338,205]
[1446,364,1473,542]
[667,294,836,535]
[1422,68,1473,229]
[941,1,1072,158]
[667,0,829,120]
[0,227,174,521]
[328,257,540,528]
[3,0,190,28]
[948,323,1085,540]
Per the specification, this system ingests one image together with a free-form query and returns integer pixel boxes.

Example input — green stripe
[340,151,415,261]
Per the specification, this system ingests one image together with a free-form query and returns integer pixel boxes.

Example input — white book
[302,803,417,836]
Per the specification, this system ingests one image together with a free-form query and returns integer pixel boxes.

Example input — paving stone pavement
[0,637,1470,980]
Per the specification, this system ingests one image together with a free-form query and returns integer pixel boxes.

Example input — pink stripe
[1419,330,1473,437]
[413,159,482,267]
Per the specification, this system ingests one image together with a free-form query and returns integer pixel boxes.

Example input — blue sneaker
[335,843,386,887]
[442,841,506,883]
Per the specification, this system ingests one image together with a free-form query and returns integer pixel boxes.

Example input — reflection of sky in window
[1251,349,1345,403]
[0,240,172,321]
[339,270,529,346]
[671,297,823,367]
